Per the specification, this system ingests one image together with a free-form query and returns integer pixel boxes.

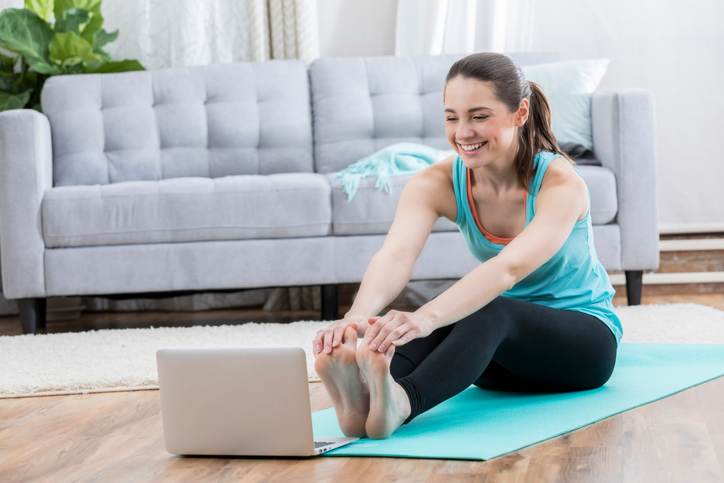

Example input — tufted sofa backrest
[41,60,313,186]
[309,53,559,174]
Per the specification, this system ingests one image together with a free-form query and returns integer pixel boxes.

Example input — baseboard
[609,272,724,285]
[659,238,724,251]
[659,222,724,235]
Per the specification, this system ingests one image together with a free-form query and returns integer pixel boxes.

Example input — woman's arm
[345,165,455,320]
[413,158,588,330]
[343,250,418,321]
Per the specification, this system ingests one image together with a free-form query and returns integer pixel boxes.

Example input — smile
[457,141,487,152]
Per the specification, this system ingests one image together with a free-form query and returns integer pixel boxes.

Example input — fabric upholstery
[41,61,313,186]
[42,174,331,248]
[0,110,51,298]
[592,89,659,270]
[44,238,336,296]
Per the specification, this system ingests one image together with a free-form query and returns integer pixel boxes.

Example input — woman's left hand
[364,310,436,353]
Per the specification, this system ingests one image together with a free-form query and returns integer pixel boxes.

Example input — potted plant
[0,0,144,111]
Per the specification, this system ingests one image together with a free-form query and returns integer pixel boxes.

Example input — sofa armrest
[592,89,659,271]
[0,109,52,298]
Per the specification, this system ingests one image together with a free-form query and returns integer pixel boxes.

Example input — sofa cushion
[41,61,313,187]
[329,164,617,236]
[42,174,331,248]
[575,165,618,224]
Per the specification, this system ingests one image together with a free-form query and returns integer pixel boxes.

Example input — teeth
[459,142,484,151]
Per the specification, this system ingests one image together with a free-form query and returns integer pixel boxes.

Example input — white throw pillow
[522,59,610,151]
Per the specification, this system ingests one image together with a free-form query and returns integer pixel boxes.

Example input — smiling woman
[313,52,622,440]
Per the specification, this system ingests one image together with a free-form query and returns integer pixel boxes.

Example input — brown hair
[445,52,572,190]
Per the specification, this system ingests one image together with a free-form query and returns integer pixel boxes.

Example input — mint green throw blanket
[312,343,724,460]
[331,143,453,202]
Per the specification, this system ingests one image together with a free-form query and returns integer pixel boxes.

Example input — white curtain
[103,0,320,68]
[395,0,535,55]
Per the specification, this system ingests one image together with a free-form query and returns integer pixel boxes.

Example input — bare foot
[314,326,370,437]
[356,340,412,439]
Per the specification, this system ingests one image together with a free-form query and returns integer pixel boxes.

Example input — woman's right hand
[313,314,372,356]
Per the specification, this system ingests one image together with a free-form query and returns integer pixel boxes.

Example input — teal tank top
[452,150,623,346]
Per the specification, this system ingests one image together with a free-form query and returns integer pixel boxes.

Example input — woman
[312,52,623,440]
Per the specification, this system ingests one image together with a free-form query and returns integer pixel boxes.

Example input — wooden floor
[1,293,723,482]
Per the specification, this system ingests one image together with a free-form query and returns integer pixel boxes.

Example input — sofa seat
[329,172,458,236]
[329,164,618,236]
[42,174,331,248]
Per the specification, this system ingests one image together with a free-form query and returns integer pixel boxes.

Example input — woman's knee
[453,296,515,335]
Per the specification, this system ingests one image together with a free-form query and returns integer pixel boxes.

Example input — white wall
[316,0,724,229]
[530,0,724,230]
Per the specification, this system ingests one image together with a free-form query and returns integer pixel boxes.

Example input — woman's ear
[515,98,530,127]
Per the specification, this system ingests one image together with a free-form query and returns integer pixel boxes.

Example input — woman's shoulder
[538,152,589,220]
[428,153,458,179]
[539,152,582,186]
[407,154,457,221]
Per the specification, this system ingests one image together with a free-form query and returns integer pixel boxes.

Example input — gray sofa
[0,53,659,334]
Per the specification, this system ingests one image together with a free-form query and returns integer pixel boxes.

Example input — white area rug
[1,303,723,398]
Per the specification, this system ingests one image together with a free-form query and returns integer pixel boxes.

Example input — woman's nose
[456,123,476,140]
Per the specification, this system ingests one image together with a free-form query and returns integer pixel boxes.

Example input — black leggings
[391,296,618,424]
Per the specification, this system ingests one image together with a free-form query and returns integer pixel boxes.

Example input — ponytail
[515,80,572,190]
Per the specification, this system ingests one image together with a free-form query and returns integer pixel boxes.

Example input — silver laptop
[156,347,359,457]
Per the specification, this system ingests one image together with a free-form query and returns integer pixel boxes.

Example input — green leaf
[53,0,99,22]
[54,0,102,44]
[93,28,117,52]
[29,60,60,74]
[49,31,104,70]
[0,88,32,111]
[82,59,144,74]
[0,9,54,68]
[24,0,54,23]
[80,7,103,45]
[55,8,89,34]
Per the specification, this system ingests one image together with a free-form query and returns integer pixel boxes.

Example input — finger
[366,312,395,343]
[364,317,383,342]
[323,331,333,354]
[391,331,416,348]
[332,326,345,347]
[369,318,402,350]
[378,324,409,353]
[313,332,323,354]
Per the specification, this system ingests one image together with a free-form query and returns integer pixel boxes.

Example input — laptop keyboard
[315,441,334,448]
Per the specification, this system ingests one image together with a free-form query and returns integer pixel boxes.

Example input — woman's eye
[473,116,488,121]
[445,117,457,122]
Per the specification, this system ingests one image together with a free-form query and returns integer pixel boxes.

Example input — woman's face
[443,75,527,169]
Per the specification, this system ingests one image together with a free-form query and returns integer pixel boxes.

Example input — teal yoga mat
[311,343,724,460]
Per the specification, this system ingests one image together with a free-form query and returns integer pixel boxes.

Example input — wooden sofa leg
[18,298,47,334]
[320,284,338,321]
[625,271,643,306]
